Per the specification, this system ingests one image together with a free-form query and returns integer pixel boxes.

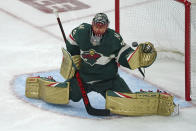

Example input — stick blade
[86,104,110,116]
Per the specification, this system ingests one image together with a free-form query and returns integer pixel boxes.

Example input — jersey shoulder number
[113,32,125,46]
[114,32,121,40]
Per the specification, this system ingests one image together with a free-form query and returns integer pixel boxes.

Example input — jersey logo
[81,49,101,66]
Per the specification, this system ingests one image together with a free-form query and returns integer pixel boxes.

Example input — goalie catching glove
[127,42,157,70]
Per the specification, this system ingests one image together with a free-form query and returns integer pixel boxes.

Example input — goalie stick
[53,10,110,116]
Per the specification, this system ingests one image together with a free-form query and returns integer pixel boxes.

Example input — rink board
[12,68,192,119]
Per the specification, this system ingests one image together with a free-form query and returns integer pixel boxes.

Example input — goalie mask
[92,13,109,37]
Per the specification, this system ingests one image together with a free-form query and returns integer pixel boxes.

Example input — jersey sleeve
[117,44,134,68]
[109,31,135,69]
[116,40,135,69]
[65,25,82,56]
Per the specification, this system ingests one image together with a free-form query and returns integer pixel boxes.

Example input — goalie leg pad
[25,77,69,104]
[106,90,175,116]
[158,93,175,116]
[25,77,40,98]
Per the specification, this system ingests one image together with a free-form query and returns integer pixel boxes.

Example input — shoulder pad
[71,23,91,39]
[107,28,125,47]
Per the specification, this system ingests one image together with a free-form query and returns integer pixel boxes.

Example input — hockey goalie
[25,13,175,116]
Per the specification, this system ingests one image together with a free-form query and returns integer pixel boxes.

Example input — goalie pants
[69,74,132,102]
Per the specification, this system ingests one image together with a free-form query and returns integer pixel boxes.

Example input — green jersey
[66,23,134,83]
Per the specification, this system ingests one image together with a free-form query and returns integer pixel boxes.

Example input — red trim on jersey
[69,34,75,41]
